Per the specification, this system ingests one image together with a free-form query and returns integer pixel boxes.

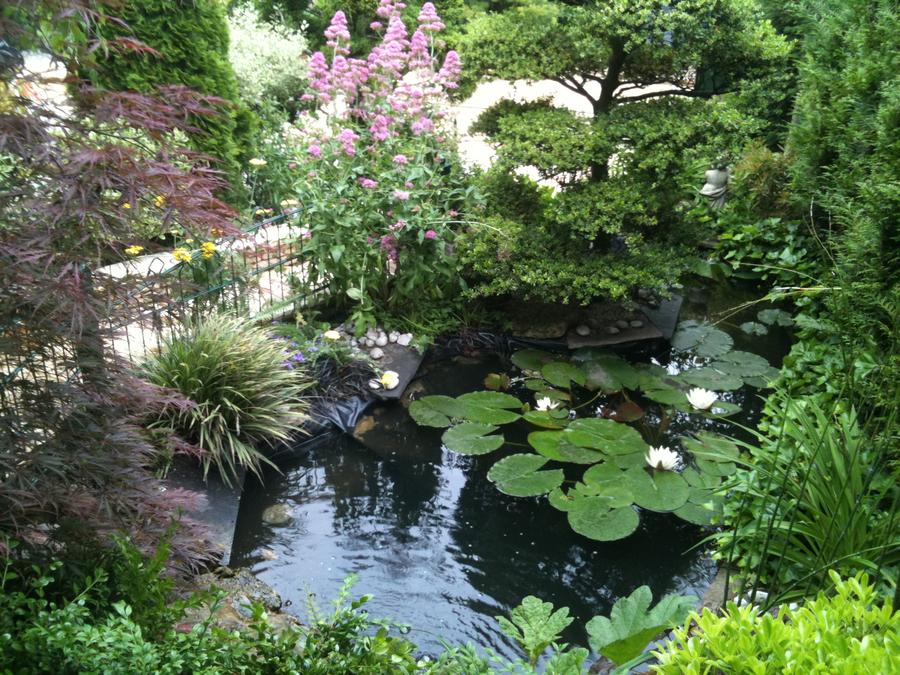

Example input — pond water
[230,282,791,659]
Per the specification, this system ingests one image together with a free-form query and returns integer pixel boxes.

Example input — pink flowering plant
[288,2,476,333]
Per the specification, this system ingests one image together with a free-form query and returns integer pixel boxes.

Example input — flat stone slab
[164,461,245,566]
[371,342,424,400]
[638,294,684,340]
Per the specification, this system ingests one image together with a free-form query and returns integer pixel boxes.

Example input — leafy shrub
[227,5,308,108]
[283,4,478,332]
[652,571,900,673]
[714,390,897,603]
[141,314,311,483]
[83,0,255,200]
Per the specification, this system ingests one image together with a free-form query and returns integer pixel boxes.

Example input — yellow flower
[172,247,192,263]
[255,208,274,216]
[154,195,166,208]
[280,198,299,208]
[201,242,216,259]
[323,329,341,341]
[249,158,268,167]
[185,238,194,244]
[124,245,144,256]
[380,371,400,390]
[122,202,132,209]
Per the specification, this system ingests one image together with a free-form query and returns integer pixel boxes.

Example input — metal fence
[1,209,327,414]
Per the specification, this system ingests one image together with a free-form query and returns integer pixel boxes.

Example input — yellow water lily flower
[124,245,144,256]
[249,158,268,167]
[323,329,341,341]
[200,242,216,259]
[172,247,192,263]
[380,371,400,390]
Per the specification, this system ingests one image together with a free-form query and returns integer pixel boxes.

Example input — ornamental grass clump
[142,315,311,484]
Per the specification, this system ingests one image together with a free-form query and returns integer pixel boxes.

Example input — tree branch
[615,88,714,104]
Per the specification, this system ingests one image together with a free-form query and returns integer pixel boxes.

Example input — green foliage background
[86,0,255,202]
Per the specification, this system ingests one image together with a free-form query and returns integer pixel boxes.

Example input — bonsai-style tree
[458,0,790,303]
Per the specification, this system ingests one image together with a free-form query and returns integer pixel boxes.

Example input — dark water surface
[231,283,791,658]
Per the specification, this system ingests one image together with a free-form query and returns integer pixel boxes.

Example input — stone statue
[700,161,730,209]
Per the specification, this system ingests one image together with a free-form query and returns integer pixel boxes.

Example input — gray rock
[369,347,384,359]
[375,335,388,347]
[357,336,367,346]
[365,328,378,340]
[605,325,620,335]
[262,503,292,526]
[396,333,413,347]
[365,338,375,348]
[388,332,399,343]
[629,319,644,328]
[637,288,651,300]
[615,319,629,329]
[575,324,591,336]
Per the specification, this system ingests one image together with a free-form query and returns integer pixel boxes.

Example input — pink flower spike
[370,21,383,30]
[324,11,351,52]
[393,189,410,201]
[405,181,414,189]
[438,50,461,89]
[417,2,445,32]
[392,154,408,164]
[358,177,378,189]
[424,229,438,239]
[308,144,322,157]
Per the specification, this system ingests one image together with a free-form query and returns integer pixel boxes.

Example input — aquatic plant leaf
[523,411,568,429]
[673,501,719,526]
[581,461,625,487]
[625,468,690,511]
[609,401,645,422]
[682,433,740,463]
[705,401,742,417]
[568,501,639,541]
[511,349,555,372]
[548,487,576,512]
[580,355,641,392]
[682,467,723,489]
[695,458,737,476]
[642,385,690,407]
[528,431,606,464]
[409,395,467,427]
[565,418,647,455]
[487,454,564,496]
[711,351,771,378]
[534,389,571,402]
[743,366,781,388]
[541,361,587,388]
[544,647,589,674]
[676,367,743,391]
[458,391,522,424]
[442,423,505,455]
[671,320,733,358]
[740,321,768,336]
[586,586,697,665]
[757,308,793,326]
[497,596,573,667]
[612,451,647,469]
[484,372,512,391]
[524,378,547,391]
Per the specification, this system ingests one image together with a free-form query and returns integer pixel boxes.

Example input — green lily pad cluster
[407,321,772,542]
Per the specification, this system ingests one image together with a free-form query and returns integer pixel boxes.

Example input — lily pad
[671,320,733,358]
[743,366,781,389]
[523,410,569,429]
[682,433,740,463]
[511,349,555,372]
[541,361,587,388]
[740,321,768,336]
[524,378,547,391]
[568,501,640,541]
[458,391,522,425]
[487,453,564,497]
[625,468,690,512]
[528,431,606,464]
[695,457,737,476]
[711,351,771,378]
[757,308,793,327]
[409,395,467,427]
[609,401,645,423]
[565,418,648,455]
[484,373,512,391]
[442,423,505,455]
[673,501,720,526]
[642,384,690,407]
[676,367,744,391]
[580,355,641,392]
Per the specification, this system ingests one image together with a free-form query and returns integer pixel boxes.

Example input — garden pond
[231,283,792,658]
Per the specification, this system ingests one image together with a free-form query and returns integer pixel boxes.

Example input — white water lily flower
[380,370,400,390]
[645,446,680,471]
[323,329,341,341]
[535,396,560,411]
[687,387,718,410]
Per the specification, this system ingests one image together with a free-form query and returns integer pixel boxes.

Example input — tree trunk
[589,40,627,182]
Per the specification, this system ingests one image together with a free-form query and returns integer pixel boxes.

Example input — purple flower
[411,116,434,135]
[424,229,438,239]
[337,128,359,156]
[392,154,408,164]
[370,20,383,30]
[358,177,378,189]
[404,181,414,189]
[390,219,407,231]
[409,30,431,69]
[308,144,322,158]
[393,189,410,201]
[438,51,462,89]
[282,360,295,370]
[325,11,351,52]
[292,352,306,362]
